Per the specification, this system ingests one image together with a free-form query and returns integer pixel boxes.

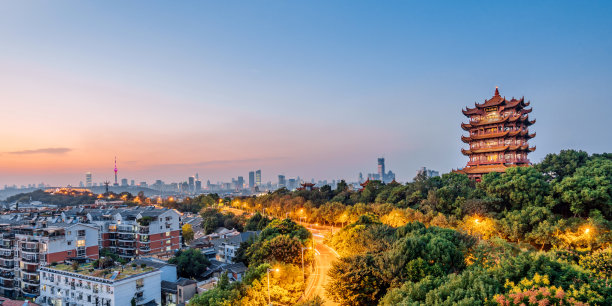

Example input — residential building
[86,207,181,260]
[0,223,99,299]
[38,262,161,306]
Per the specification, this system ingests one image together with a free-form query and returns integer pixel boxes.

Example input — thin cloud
[7,147,72,155]
[152,157,286,169]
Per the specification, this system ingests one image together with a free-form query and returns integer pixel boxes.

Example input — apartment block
[86,208,181,259]
[0,223,99,299]
[39,262,161,306]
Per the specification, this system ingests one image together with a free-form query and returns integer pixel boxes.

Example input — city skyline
[1,2,611,185]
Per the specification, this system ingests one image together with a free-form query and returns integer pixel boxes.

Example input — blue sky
[0,1,611,185]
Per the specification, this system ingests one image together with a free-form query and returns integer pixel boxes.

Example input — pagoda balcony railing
[467,159,528,167]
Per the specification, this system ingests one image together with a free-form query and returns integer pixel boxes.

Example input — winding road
[221,207,340,304]
[303,226,339,305]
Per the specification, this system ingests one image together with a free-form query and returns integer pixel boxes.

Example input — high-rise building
[255,170,262,186]
[457,87,535,180]
[188,176,195,193]
[195,180,202,192]
[237,176,244,189]
[121,178,128,187]
[378,158,385,180]
[131,179,135,186]
[278,175,286,188]
[85,172,92,188]
[248,171,255,188]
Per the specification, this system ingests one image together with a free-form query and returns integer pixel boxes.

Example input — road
[304,227,339,305]
[220,207,340,304]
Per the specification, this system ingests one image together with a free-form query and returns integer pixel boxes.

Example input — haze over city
[1,1,611,186]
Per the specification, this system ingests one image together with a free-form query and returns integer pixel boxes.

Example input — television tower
[114,157,118,186]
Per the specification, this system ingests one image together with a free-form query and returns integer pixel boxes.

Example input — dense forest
[186,150,611,305]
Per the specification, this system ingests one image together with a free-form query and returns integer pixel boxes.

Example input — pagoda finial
[494,86,500,96]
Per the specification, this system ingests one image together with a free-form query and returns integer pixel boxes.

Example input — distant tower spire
[494,86,500,96]
[114,157,118,186]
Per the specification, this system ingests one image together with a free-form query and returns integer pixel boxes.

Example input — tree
[168,249,210,279]
[553,158,612,218]
[479,167,551,211]
[326,254,388,305]
[536,149,590,182]
[182,223,194,244]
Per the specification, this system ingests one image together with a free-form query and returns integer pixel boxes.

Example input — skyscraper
[248,171,255,188]
[188,176,195,193]
[255,170,262,186]
[278,175,286,188]
[85,172,92,188]
[237,176,244,189]
[378,158,385,180]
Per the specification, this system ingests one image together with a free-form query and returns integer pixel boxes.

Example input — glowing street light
[301,247,311,290]
[267,267,279,305]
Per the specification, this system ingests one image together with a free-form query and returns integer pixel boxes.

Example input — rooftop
[47,262,156,281]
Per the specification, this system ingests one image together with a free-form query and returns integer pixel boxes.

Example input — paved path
[221,207,340,304]
[303,227,339,305]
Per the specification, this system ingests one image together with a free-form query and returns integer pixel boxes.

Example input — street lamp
[267,268,279,305]
[301,247,311,287]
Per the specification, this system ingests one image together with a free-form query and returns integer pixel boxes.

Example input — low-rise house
[161,278,197,306]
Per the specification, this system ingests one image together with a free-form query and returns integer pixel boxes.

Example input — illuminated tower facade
[458,87,536,180]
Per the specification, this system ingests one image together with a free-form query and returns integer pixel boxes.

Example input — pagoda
[457,87,536,180]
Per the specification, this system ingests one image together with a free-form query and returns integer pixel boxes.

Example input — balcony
[139,246,150,251]
[138,226,149,234]
[21,256,39,263]
[0,271,14,279]
[0,253,13,259]
[0,243,12,251]
[117,235,135,242]
[0,263,13,270]
[21,247,39,254]
[21,286,39,296]
[0,279,13,287]
[21,264,38,273]
[0,282,14,290]
[21,278,39,285]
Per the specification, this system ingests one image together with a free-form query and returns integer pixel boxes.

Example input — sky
[0,1,611,186]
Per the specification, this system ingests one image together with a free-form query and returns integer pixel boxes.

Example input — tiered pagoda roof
[455,87,536,180]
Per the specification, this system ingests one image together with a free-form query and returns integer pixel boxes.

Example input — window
[77,240,85,247]
[166,240,170,244]
[67,241,72,246]
[67,251,72,256]
[166,246,171,251]
[166,232,170,237]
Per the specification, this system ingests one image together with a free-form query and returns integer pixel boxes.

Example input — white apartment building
[38,263,161,306]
